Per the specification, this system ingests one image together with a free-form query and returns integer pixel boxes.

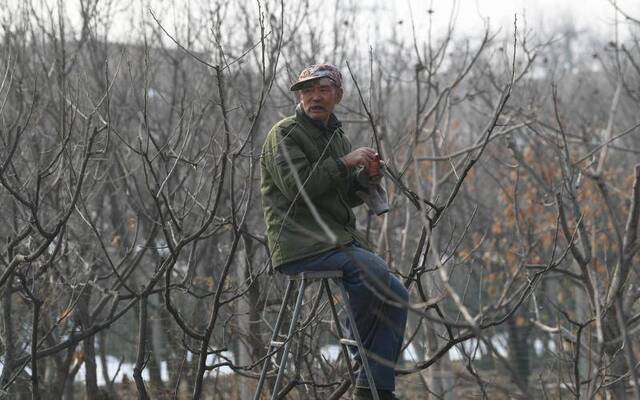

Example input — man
[260,64,408,400]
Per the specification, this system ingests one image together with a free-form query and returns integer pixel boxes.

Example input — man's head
[290,64,343,125]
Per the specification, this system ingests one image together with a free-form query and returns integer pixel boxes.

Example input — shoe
[352,387,401,400]
[352,387,373,399]
[381,391,401,400]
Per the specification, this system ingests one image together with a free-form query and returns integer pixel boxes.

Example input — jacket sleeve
[335,140,365,208]
[343,166,366,207]
[267,127,346,202]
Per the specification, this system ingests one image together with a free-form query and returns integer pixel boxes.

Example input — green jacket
[260,105,367,268]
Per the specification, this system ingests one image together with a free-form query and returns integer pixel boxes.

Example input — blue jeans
[279,242,408,391]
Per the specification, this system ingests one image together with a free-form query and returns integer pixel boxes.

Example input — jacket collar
[295,104,342,136]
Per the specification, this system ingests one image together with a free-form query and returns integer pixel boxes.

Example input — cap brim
[289,76,323,91]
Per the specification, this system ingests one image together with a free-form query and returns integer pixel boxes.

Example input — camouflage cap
[290,63,343,91]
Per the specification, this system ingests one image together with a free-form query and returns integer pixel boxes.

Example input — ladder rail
[253,271,380,400]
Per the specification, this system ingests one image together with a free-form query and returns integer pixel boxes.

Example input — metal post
[334,278,380,400]
[271,278,307,399]
[323,279,357,385]
[253,279,294,400]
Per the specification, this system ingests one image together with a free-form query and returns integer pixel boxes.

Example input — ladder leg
[253,279,295,400]
[271,278,307,400]
[299,282,325,326]
[295,283,325,396]
[333,278,380,400]
[323,279,357,385]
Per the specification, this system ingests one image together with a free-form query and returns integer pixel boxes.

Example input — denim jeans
[279,242,408,391]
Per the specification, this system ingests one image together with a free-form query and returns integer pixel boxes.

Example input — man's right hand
[340,147,378,169]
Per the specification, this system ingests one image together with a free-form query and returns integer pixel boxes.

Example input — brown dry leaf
[59,308,73,322]
[594,260,608,274]
[111,235,122,248]
[72,351,85,365]
[491,223,503,236]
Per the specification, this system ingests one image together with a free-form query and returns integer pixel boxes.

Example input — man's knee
[343,248,387,279]
[390,276,409,303]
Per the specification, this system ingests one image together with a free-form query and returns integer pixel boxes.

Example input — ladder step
[339,339,357,346]
[270,341,285,347]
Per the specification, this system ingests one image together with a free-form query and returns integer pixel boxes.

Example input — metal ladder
[253,270,379,400]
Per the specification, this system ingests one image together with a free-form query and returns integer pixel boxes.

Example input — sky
[358,0,640,43]
[3,0,639,46]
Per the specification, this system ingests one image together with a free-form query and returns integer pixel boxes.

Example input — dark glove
[356,184,390,216]
[355,162,389,216]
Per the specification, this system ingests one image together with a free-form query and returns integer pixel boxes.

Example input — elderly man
[260,64,408,400]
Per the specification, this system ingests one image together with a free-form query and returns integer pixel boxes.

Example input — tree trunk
[83,329,99,399]
[98,331,117,398]
[574,280,592,398]
[506,314,530,391]
[603,306,630,399]
[0,276,15,388]
[159,305,181,391]
[76,285,98,400]
[235,235,262,400]
[147,294,165,395]
[425,267,455,399]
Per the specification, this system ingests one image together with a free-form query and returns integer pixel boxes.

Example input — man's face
[299,78,342,125]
